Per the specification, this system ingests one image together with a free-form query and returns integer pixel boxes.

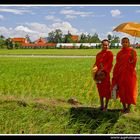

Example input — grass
[0,49,120,56]
[0,48,140,56]
[0,49,140,134]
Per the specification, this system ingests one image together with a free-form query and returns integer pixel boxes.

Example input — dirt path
[0,95,83,108]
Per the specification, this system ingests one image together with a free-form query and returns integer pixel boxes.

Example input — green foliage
[14,42,21,49]
[48,29,63,43]
[0,49,140,134]
[0,35,6,49]
[0,49,121,56]
[79,33,101,43]
[5,38,14,49]
[107,34,120,44]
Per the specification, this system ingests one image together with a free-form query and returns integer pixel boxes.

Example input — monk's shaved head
[122,37,130,42]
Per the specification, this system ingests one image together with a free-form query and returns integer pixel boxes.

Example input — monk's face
[102,41,109,50]
[121,38,130,48]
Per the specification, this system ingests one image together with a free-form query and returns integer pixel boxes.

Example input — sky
[0,5,140,43]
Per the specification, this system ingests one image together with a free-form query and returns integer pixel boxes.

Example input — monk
[112,37,138,113]
[93,39,113,111]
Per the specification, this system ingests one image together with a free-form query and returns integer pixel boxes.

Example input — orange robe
[95,50,113,99]
[112,47,138,105]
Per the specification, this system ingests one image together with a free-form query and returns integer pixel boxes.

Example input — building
[11,38,28,44]
[71,35,79,42]
[34,37,47,45]
[21,37,56,48]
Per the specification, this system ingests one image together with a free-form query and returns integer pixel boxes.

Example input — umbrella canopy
[113,22,140,38]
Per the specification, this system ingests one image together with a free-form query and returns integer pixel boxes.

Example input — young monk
[112,37,138,113]
[93,39,113,111]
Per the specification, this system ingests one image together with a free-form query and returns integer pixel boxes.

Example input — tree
[79,32,101,43]
[90,33,101,43]
[107,34,120,44]
[79,33,87,43]
[5,38,13,49]
[48,31,55,43]
[107,34,112,42]
[25,34,31,43]
[54,29,63,43]
[0,35,5,39]
[48,29,63,43]
[87,33,92,43]
[63,31,73,43]
[111,36,120,43]
[0,35,6,48]
[14,42,21,49]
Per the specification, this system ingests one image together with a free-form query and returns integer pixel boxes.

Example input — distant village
[0,30,140,49]
[11,36,104,49]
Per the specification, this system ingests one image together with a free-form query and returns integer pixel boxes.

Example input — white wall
[56,43,101,48]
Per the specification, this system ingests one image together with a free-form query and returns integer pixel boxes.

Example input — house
[21,37,56,49]
[71,35,79,42]
[11,38,28,44]
[34,37,47,45]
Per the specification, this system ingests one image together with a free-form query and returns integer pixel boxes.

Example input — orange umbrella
[113,22,140,43]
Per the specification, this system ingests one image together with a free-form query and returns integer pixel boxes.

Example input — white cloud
[45,15,61,22]
[94,14,106,17]
[0,26,16,38]
[63,7,72,9]
[106,31,113,36]
[112,26,116,30]
[80,14,90,17]
[65,15,77,19]
[0,15,4,20]
[111,9,121,17]
[60,9,93,17]
[0,26,9,33]
[0,24,46,41]
[45,15,54,20]
[25,22,51,33]
[15,26,37,33]
[0,8,31,15]
[136,10,140,13]
[0,20,79,41]
[91,28,96,33]
[51,21,78,34]
[48,11,56,14]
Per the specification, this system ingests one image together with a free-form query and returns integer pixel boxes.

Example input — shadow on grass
[69,107,122,134]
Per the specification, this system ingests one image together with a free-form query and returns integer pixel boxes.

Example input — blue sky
[0,5,140,43]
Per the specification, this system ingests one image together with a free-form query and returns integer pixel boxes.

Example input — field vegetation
[0,49,140,134]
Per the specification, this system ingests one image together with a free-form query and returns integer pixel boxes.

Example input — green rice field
[0,49,140,134]
[0,49,118,56]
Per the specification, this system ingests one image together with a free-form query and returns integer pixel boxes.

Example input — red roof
[22,43,35,47]
[12,37,56,47]
[11,38,27,43]
[22,43,56,47]
[34,38,47,44]
[71,35,79,41]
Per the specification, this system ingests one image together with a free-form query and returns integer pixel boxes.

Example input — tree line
[47,29,120,44]
[0,29,120,49]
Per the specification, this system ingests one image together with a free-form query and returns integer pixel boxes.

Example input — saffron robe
[112,47,138,105]
[95,49,113,99]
